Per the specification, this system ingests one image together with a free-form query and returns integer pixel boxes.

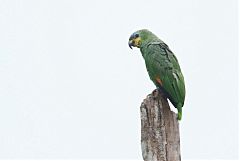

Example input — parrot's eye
[135,33,139,38]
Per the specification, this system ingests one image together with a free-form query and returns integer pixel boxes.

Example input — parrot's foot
[152,89,159,98]
[156,87,167,99]
[152,88,167,99]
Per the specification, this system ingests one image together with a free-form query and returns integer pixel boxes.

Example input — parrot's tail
[177,107,182,120]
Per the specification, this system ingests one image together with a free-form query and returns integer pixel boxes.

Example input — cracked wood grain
[140,90,181,161]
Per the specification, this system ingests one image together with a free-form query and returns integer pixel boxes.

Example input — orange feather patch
[156,77,163,86]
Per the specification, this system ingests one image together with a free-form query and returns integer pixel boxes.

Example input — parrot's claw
[152,88,166,99]
[152,89,159,98]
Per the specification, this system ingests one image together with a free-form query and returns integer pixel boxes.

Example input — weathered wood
[140,90,181,161]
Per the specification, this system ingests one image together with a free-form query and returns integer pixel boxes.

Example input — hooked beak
[128,40,133,49]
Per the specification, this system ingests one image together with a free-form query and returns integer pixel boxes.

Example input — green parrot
[128,29,185,120]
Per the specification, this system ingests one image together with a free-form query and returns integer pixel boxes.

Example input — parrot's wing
[146,43,186,108]
[161,68,185,108]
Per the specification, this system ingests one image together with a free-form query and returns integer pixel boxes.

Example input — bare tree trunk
[140,90,181,161]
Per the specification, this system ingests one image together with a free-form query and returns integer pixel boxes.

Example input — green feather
[136,29,186,120]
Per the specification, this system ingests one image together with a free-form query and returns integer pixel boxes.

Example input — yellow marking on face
[133,37,141,47]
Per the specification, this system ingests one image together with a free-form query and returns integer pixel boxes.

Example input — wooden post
[140,90,181,161]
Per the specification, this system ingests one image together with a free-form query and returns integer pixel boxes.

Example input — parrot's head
[128,29,158,49]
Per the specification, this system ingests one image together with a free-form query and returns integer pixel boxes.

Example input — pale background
[0,0,238,160]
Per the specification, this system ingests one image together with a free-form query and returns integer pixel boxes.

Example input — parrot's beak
[128,40,133,49]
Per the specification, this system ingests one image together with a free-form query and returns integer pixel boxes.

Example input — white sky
[0,0,238,160]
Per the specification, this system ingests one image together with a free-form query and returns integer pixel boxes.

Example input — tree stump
[140,90,181,161]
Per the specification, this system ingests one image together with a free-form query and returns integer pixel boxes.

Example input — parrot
[128,29,185,120]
